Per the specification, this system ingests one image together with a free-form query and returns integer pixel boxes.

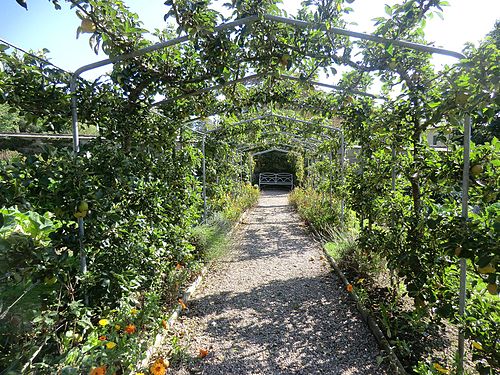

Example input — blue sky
[0,0,498,80]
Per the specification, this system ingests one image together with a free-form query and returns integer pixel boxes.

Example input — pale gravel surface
[167,190,388,374]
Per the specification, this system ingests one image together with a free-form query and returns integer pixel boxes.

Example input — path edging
[138,208,251,369]
[310,229,407,375]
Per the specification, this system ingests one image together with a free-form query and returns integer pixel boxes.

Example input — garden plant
[0,0,498,374]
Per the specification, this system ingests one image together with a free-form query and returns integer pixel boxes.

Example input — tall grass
[191,182,260,261]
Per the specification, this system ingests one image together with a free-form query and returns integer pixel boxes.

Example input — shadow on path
[171,190,385,374]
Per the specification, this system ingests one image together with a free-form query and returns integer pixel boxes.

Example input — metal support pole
[340,131,345,226]
[389,144,398,290]
[70,80,88,305]
[202,134,207,223]
[329,151,333,197]
[70,80,80,153]
[391,146,397,191]
[458,114,471,374]
[240,154,243,182]
[360,149,365,232]
[311,158,315,189]
[77,217,88,305]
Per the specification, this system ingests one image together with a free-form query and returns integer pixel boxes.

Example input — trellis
[68,14,472,372]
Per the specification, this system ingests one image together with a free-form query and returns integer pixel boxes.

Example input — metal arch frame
[151,109,208,136]
[209,113,342,133]
[69,14,470,367]
[257,130,320,148]
[238,141,315,152]
[69,14,465,152]
[151,72,380,108]
[279,74,379,98]
[252,123,332,144]
[218,113,319,129]
[263,124,334,140]
[213,114,345,170]
[251,147,291,156]
[151,73,266,107]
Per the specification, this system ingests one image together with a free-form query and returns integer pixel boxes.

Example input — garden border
[138,208,252,369]
[308,229,408,375]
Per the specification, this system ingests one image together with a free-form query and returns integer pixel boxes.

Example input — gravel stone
[169,190,388,374]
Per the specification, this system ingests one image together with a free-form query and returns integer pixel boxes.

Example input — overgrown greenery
[1,0,498,373]
[289,187,354,230]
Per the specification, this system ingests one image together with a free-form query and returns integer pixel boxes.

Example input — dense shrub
[289,186,354,231]
[0,137,204,372]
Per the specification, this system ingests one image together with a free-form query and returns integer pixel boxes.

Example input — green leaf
[384,4,392,16]
[386,44,394,56]
[16,0,28,10]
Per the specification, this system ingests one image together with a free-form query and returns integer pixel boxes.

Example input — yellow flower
[433,363,450,374]
[135,373,145,375]
[114,324,121,331]
[472,341,483,351]
[131,308,139,315]
[98,319,109,326]
[106,341,117,349]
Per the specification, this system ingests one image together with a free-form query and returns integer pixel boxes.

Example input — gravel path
[168,190,387,374]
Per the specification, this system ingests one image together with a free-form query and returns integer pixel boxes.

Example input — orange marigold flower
[124,324,136,334]
[150,358,167,375]
[178,298,187,310]
[161,319,168,329]
[98,335,107,341]
[175,263,182,270]
[346,284,353,292]
[89,366,106,375]
[198,348,209,358]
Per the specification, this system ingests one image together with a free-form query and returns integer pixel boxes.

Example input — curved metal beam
[251,148,291,156]
[239,141,314,152]
[263,14,465,59]
[255,123,332,141]
[151,73,378,108]
[70,13,465,151]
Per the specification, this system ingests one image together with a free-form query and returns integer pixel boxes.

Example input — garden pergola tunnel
[186,113,335,222]
[211,113,346,220]
[68,13,471,372]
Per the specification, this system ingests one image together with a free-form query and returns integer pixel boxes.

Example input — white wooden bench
[258,173,294,189]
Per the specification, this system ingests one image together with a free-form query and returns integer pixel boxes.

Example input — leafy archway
[1,0,498,373]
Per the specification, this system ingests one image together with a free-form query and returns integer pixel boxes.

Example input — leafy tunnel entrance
[251,149,304,189]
